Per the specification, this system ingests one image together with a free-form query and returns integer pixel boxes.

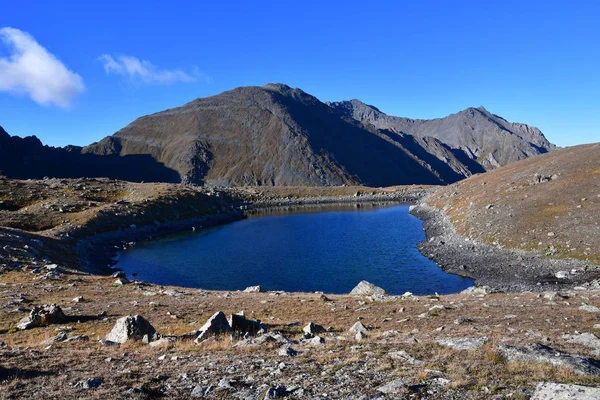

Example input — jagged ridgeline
[1,84,555,186]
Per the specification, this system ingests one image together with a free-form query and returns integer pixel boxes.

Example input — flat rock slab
[377,378,407,394]
[498,344,600,376]
[437,337,488,350]
[531,382,600,399]
[563,333,600,355]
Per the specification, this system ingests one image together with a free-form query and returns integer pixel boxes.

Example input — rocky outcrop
[17,304,68,330]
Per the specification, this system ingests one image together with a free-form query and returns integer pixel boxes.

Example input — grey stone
[437,337,488,350]
[191,384,214,397]
[265,385,288,399]
[579,305,600,313]
[278,346,298,357]
[302,322,325,338]
[349,321,368,335]
[305,335,325,345]
[531,382,600,399]
[388,350,421,365]
[106,315,157,344]
[229,313,267,337]
[498,343,600,375]
[461,286,498,295]
[195,312,232,343]
[17,304,68,330]
[563,333,600,355]
[218,378,232,389]
[78,377,102,389]
[350,280,386,296]
[234,332,291,348]
[148,337,175,347]
[40,331,68,345]
[377,378,407,394]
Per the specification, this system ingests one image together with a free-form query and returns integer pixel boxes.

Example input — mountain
[83,84,478,186]
[0,127,179,182]
[1,84,556,187]
[328,100,556,170]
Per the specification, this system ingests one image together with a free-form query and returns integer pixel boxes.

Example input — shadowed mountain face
[0,128,180,183]
[1,84,556,186]
[328,99,556,170]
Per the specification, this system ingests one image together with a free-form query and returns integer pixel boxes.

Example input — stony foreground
[2,270,600,399]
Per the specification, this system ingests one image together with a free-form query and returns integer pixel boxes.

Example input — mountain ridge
[1,83,556,186]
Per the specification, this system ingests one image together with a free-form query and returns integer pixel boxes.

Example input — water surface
[116,204,472,295]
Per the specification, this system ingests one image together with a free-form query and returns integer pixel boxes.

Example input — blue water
[115,204,473,295]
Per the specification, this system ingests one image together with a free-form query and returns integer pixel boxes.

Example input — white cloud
[99,54,208,85]
[0,27,85,108]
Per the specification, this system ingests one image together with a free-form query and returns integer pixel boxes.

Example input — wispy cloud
[0,27,85,108]
[99,54,208,85]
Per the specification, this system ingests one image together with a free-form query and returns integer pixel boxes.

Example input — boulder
[194,312,231,343]
[278,346,298,357]
[531,382,600,399]
[17,304,68,330]
[349,321,368,335]
[350,280,386,296]
[498,344,600,375]
[265,385,288,399]
[105,315,157,344]
[229,313,267,337]
[305,335,325,345]
[302,322,325,338]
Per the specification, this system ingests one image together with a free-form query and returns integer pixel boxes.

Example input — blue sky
[1,1,599,147]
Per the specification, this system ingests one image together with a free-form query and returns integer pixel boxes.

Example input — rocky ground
[1,175,600,398]
[2,272,600,399]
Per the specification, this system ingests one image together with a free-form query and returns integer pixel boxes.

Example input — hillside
[424,142,600,266]
[328,100,556,170]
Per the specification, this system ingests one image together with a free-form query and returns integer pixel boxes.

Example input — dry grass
[2,271,600,398]
[428,143,600,265]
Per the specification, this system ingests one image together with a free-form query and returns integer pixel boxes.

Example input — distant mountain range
[0,84,556,186]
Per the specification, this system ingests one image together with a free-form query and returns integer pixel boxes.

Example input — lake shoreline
[78,189,433,277]
[410,201,600,292]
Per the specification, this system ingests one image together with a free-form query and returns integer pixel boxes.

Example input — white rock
[531,382,600,399]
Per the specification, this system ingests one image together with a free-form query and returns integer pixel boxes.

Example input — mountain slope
[83,84,475,186]
[425,142,600,265]
[328,99,556,170]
